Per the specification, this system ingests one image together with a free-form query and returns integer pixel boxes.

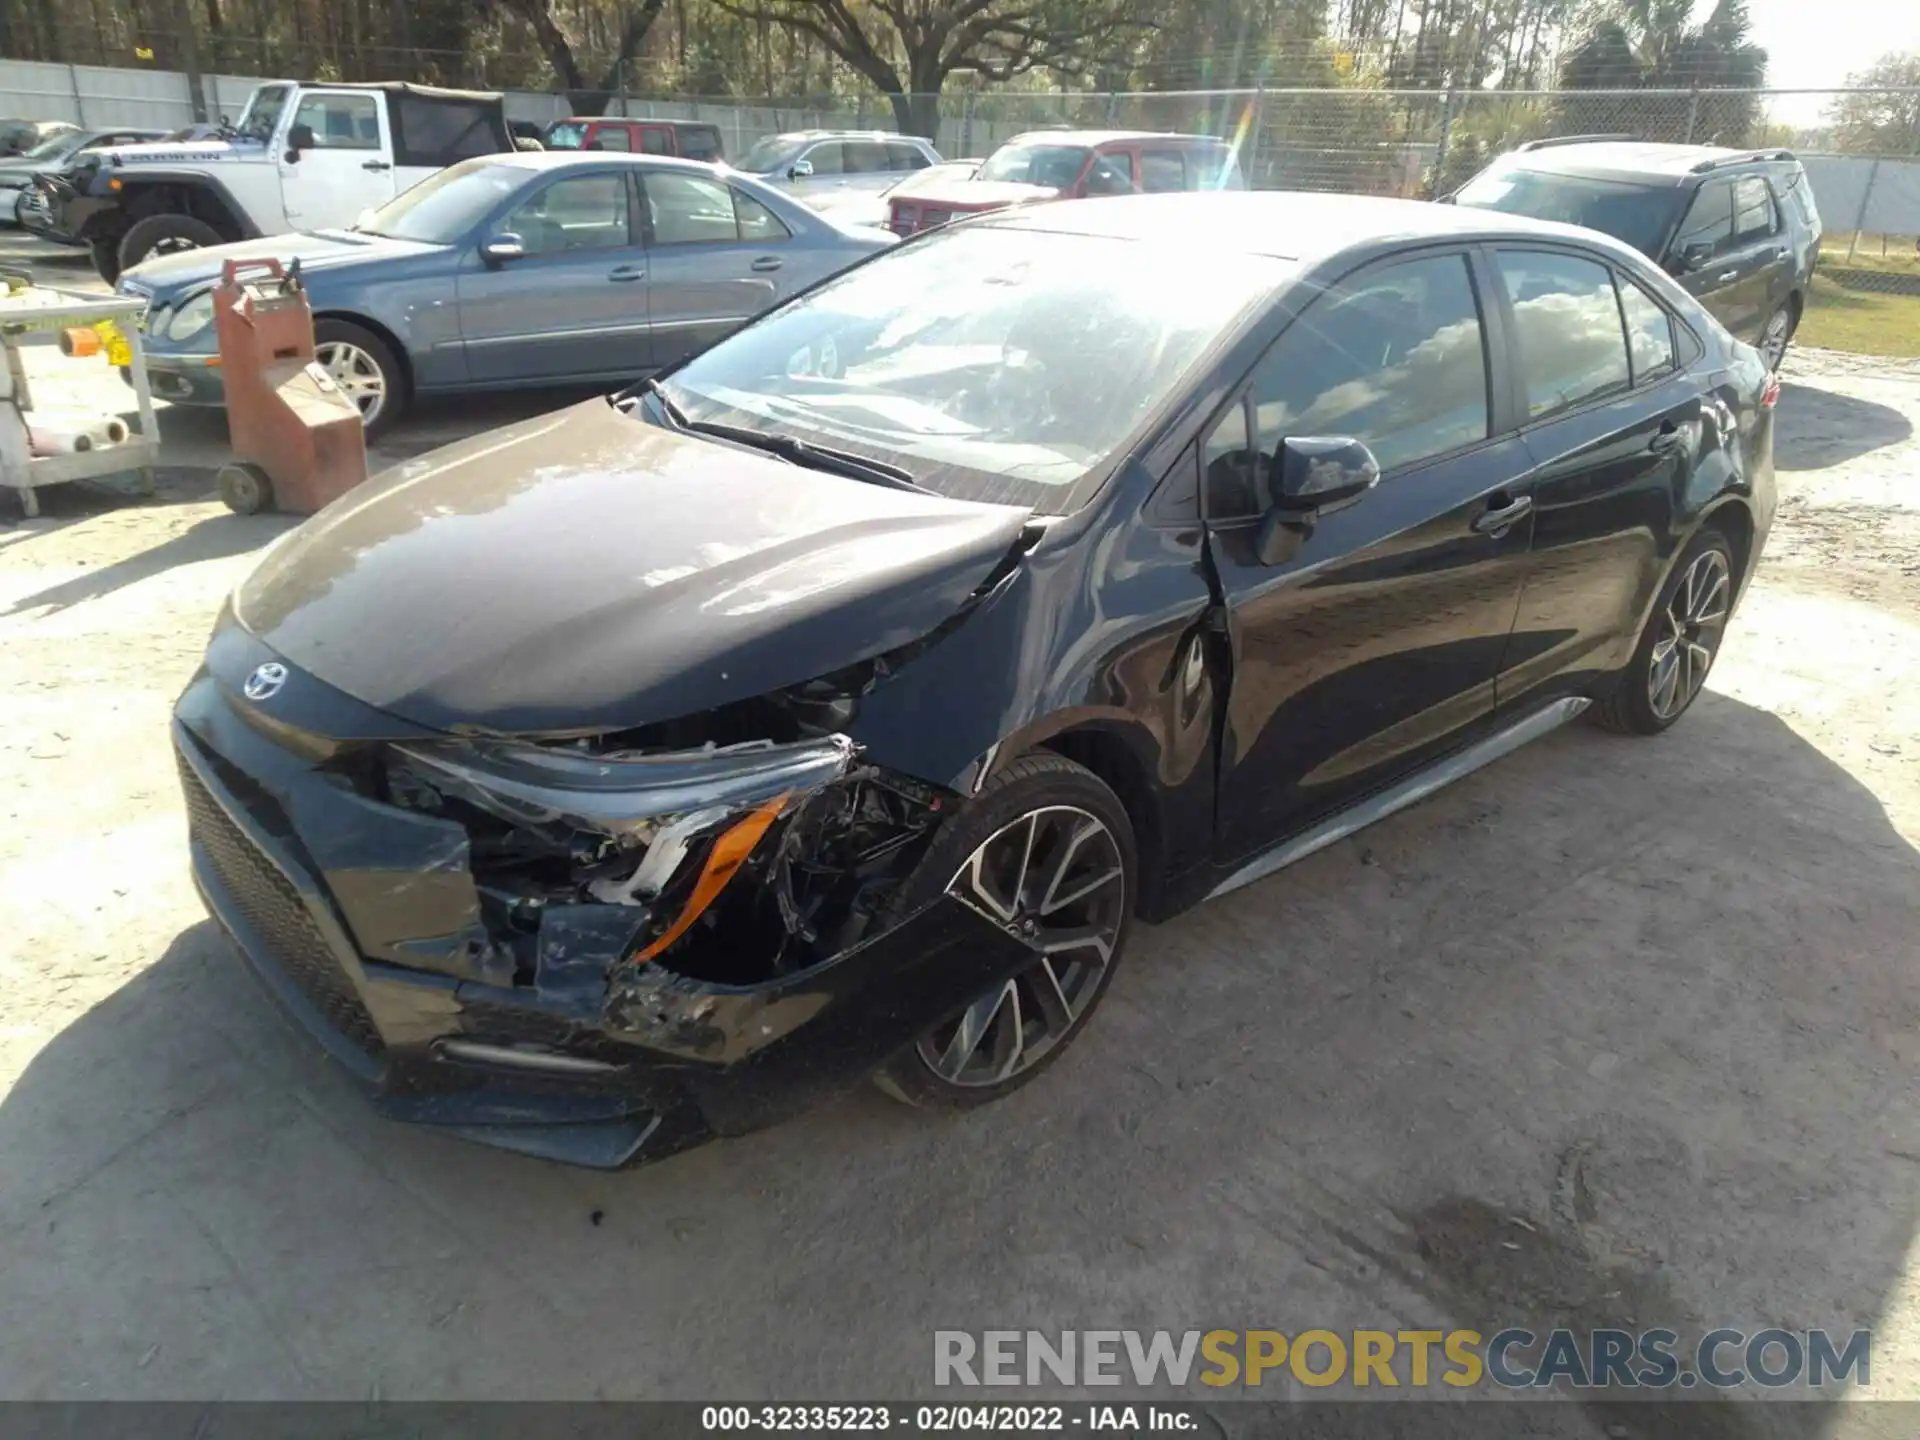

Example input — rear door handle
[362,159,391,172]
[1471,493,1533,535]
[1648,420,1685,453]
[750,255,783,272]
[1716,269,1739,283]
[608,264,646,282]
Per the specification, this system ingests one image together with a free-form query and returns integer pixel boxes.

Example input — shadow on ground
[1775,382,1913,471]
[1,694,1915,1415]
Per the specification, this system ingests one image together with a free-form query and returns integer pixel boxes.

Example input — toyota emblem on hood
[242,662,288,701]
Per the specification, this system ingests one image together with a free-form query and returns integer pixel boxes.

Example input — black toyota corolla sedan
[175,192,1776,1167]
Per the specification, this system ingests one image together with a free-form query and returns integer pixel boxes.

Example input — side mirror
[480,234,526,266]
[788,158,814,179]
[353,206,378,231]
[1254,436,1381,566]
[284,122,315,163]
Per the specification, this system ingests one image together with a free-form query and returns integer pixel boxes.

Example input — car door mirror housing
[480,234,526,266]
[789,159,813,179]
[1254,436,1381,566]
[284,122,315,163]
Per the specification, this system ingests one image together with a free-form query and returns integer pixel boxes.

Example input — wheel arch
[118,174,253,241]
[1030,721,1172,921]
[1698,497,1756,595]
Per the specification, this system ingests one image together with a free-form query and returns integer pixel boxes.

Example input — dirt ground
[2,242,1918,1428]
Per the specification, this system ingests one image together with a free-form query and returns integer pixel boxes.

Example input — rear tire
[1758,302,1795,372]
[1592,529,1735,736]
[874,752,1136,1111]
[117,214,224,277]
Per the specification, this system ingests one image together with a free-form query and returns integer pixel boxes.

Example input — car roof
[478,150,732,174]
[761,130,927,143]
[1501,140,1800,185]
[981,190,1637,262]
[1001,130,1229,149]
[555,115,718,130]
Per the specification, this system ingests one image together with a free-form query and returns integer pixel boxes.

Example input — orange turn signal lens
[631,793,790,963]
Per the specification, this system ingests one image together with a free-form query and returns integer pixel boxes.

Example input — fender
[111,171,268,238]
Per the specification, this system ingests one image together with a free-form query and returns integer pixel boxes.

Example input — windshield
[737,135,803,174]
[1454,163,1683,258]
[357,158,523,243]
[235,85,291,144]
[21,131,81,163]
[545,121,586,150]
[977,145,1090,188]
[655,225,1288,514]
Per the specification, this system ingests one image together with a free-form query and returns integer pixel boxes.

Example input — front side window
[1141,150,1186,193]
[589,126,632,152]
[502,174,630,255]
[887,142,929,172]
[1203,397,1257,518]
[1733,175,1778,242]
[1617,276,1676,382]
[544,121,586,150]
[645,172,748,245]
[639,128,673,156]
[1672,180,1735,261]
[1083,153,1135,196]
[291,94,380,150]
[235,84,291,144]
[1497,249,1631,419]
[737,136,802,173]
[1247,252,1490,482]
[655,225,1290,513]
[844,141,889,174]
[800,143,845,176]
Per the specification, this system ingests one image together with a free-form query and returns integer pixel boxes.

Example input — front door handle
[362,159,392,172]
[608,264,646,282]
[1716,269,1739,283]
[1471,493,1533,536]
[750,255,783,272]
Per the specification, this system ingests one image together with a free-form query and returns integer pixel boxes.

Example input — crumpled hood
[121,230,436,295]
[234,399,1033,735]
[896,180,1059,210]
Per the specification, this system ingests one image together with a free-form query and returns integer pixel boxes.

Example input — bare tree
[488,0,671,106]
[1826,52,1920,156]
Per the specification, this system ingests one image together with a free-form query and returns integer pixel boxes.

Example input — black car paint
[177,199,1775,1166]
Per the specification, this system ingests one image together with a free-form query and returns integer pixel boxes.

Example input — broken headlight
[386,733,859,965]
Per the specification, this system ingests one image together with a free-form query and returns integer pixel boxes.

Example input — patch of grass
[1795,274,1920,358]
[1819,235,1920,273]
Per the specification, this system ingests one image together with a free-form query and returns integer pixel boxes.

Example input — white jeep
[42,80,517,282]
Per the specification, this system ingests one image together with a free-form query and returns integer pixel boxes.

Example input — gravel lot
[2,236,1917,1428]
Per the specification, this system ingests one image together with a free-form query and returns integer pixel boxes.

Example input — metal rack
[0,277,159,518]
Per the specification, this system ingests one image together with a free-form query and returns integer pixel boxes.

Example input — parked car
[118,151,893,435]
[732,130,942,205]
[1449,138,1821,371]
[887,129,1245,236]
[39,80,518,283]
[173,191,1776,1167]
[805,159,982,229]
[544,116,722,162]
[2,125,168,230]
[0,118,79,157]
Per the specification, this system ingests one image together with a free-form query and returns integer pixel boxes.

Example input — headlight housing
[166,291,215,343]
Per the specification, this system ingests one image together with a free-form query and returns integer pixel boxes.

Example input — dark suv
[1451,137,1821,370]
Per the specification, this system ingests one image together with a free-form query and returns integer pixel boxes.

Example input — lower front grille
[178,755,387,1059]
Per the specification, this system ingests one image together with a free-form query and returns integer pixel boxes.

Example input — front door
[277,89,396,228]
[1205,249,1534,862]
[1667,178,1755,337]
[639,170,789,367]
[456,169,651,382]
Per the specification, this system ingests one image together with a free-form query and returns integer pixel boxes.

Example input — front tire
[1593,530,1735,736]
[313,319,405,437]
[117,214,224,276]
[89,237,122,285]
[875,752,1136,1110]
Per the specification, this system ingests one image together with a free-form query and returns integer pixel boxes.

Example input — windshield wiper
[642,379,932,495]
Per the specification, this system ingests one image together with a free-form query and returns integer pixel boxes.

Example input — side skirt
[1207,696,1591,902]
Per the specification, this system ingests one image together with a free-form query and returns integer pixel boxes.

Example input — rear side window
[1733,175,1778,242]
[1496,250,1631,419]
[1141,150,1186,193]
[735,189,790,241]
[1775,166,1819,229]
[392,95,509,166]
[1672,180,1734,260]
[1233,251,1490,493]
[680,127,722,162]
[639,128,672,155]
[1616,276,1676,382]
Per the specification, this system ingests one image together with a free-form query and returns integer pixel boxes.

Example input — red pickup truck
[544,117,723,162]
[887,130,1246,236]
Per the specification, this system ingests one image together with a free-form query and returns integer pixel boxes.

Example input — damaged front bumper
[173,664,1030,1169]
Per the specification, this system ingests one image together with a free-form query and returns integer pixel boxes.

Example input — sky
[1743,0,1920,90]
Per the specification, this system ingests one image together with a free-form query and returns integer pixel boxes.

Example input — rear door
[1726,172,1794,336]
[1205,248,1535,861]
[456,168,651,382]
[278,89,396,227]
[640,170,790,366]
[1487,246,1703,714]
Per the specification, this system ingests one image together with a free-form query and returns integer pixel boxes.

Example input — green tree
[1825,52,1920,156]
[1555,0,1768,145]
